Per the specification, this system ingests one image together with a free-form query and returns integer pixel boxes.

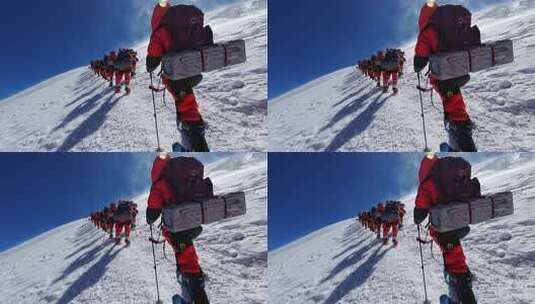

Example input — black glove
[146,56,161,73]
[414,56,429,73]
[413,208,429,225]
[146,208,161,225]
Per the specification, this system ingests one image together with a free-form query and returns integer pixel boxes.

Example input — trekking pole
[149,73,163,152]
[417,73,430,152]
[417,224,431,304]
[150,225,163,304]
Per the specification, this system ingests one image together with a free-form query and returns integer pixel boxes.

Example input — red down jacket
[414,156,469,275]
[147,4,202,123]
[414,3,470,123]
[146,154,201,274]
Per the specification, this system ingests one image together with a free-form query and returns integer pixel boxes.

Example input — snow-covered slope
[0,0,267,152]
[0,153,267,303]
[269,153,535,303]
[269,1,535,152]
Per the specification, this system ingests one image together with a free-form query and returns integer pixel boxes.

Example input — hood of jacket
[151,154,170,183]
[418,2,439,32]
[418,156,438,183]
[151,3,170,31]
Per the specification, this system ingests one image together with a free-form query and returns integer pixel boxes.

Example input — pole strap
[467,200,473,224]
[223,196,228,219]
[223,44,229,67]
[193,200,206,224]
[491,44,496,66]
[467,50,473,72]
[490,196,496,219]
[417,237,433,244]
[200,49,206,72]
[149,237,166,244]
[149,85,166,92]
[416,85,434,92]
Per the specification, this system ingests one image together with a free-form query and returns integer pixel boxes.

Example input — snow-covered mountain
[268,153,535,303]
[269,0,535,152]
[0,153,267,303]
[0,0,267,152]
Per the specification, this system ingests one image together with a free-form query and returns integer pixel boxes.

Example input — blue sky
[0,0,234,100]
[268,152,502,251]
[268,0,508,99]
[0,152,229,252]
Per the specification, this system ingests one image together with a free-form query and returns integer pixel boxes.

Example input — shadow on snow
[54,89,114,132]
[64,83,108,108]
[52,237,115,286]
[53,244,124,304]
[322,91,391,152]
[334,226,369,260]
[56,94,123,151]
[321,244,392,304]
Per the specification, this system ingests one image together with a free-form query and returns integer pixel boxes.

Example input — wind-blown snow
[269,153,535,303]
[269,0,535,152]
[0,0,267,152]
[0,153,267,303]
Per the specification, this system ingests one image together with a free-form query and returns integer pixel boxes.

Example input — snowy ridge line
[270,219,353,256]
[1,68,85,103]
[0,220,82,257]
[270,67,355,104]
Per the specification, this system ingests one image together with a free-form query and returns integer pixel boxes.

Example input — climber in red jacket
[398,202,406,228]
[381,201,401,246]
[113,49,134,95]
[105,51,117,86]
[375,51,385,87]
[414,0,477,152]
[381,49,401,94]
[414,153,477,304]
[375,202,385,239]
[146,2,209,152]
[146,153,209,303]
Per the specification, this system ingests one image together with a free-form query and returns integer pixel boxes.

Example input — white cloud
[126,153,154,196]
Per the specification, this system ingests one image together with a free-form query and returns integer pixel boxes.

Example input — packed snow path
[0,0,267,152]
[270,1,535,152]
[0,154,267,303]
[269,154,535,303]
